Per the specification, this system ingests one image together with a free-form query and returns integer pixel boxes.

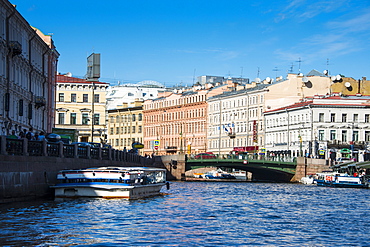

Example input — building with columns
[264,95,370,161]
[0,1,59,135]
[55,74,109,143]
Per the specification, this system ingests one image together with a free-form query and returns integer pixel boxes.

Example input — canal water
[0,182,369,246]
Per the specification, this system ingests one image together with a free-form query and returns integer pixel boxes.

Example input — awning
[340,148,351,154]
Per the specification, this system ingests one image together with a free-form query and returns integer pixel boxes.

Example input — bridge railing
[187,153,296,163]
[0,136,154,166]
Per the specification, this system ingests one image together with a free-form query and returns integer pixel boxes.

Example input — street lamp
[91,81,95,143]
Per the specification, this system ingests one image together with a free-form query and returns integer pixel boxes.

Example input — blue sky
[12,0,370,86]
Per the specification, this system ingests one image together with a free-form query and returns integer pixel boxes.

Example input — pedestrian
[38,131,46,141]
[34,132,39,141]
[7,130,18,139]
[25,128,34,140]
[18,129,25,139]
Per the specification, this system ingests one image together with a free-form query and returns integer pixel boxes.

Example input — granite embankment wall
[0,155,165,203]
[292,157,330,182]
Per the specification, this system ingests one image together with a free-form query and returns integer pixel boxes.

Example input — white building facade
[264,95,370,161]
[207,84,268,155]
[0,1,59,135]
[106,80,165,110]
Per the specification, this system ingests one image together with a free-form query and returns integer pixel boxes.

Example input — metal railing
[187,153,296,163]
[0,136,153,166]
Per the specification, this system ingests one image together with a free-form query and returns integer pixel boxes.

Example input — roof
[56,75,108,85]
[306,69,326,77]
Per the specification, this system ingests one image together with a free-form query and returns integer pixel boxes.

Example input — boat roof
[59,167,166,172]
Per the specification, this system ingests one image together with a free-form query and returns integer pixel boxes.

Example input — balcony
[35,96,46,108]
[9,41,22,56]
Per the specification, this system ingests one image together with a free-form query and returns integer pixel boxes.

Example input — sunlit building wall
[55,74,109,143]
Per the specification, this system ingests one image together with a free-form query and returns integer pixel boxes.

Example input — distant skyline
[11,0,370,86]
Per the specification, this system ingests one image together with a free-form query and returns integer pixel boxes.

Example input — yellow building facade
[55,74,109,143]
[107,100,144,153]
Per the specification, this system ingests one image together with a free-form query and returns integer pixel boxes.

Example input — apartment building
[55,74,109,143]
[0,1,59,135]
[107,100,144,152]
[264,95,370,161]
[143,87,209,155]
[207,84,269,155]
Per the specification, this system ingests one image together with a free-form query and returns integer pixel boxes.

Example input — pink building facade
[143,89,208,155]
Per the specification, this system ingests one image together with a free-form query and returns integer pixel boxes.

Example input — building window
[353,114,358,122]
[342,130,347,142]
[319,130,324,141]
[116,127,119,134]
[365,131,370,142]
[342,114,347,122]
[59,93,64,102]
[132,114,136,121]
[83,94,88,103]
[138,126,142,133]
[138,113,143,121]
[115,139,119,146]
[93,114,99,125]
[365,114,370,123]
[18,99,23,116]
[110,128,114,135]
[58,113,65,124]
[353,131,359,142]
[82,113,89,125]
[319,113,324,122]
[330,113,335,122]
[71,94,76,102]
[70,113,76,124]
[330,130,336,140]
[132,126,136,133]
[94,94,99,103]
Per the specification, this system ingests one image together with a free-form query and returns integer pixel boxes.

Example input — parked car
[88,142,102,148]
[103,144,112,149]
[71,142,92,147]
[194,152,216,159]
[45,133,62,143]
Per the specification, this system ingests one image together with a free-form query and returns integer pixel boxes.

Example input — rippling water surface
[1,182,369,246]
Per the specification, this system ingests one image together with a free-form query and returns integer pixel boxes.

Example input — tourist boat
[315,172,369,188]
[204,169,236,179]
[51,167,168,200]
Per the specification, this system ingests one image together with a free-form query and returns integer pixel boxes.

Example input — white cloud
[327,10,370,33]
[279,0,349,21]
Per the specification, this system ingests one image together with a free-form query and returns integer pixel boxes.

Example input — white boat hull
[51,166,168,200]
[54,183,165,200]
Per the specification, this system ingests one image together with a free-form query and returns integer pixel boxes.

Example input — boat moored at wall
[51,167,168,200]
[315,172,370,188]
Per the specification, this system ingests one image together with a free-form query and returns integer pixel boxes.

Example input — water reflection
[0,182,369,246]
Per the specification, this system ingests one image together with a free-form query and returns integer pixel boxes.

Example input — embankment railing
[0,136,153,166]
